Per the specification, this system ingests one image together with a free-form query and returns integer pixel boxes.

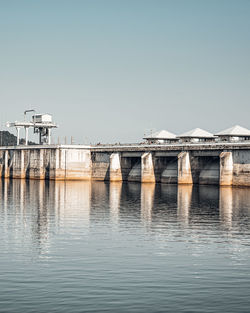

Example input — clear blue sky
[0,0,250,143]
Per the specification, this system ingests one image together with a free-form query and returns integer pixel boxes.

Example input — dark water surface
[0,180,250,313]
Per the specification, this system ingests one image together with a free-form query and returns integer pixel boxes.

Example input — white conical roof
[178,128,214,138]
[144,130,176,139]
[215,125,250,136]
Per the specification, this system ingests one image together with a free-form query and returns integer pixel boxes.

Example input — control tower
[6,111,58,145]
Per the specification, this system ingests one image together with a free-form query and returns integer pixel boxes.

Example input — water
[0,180,250,313]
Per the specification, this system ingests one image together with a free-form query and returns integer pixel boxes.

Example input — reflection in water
[0,179,93,255]
[1,180,250,253]
[1,180,250,250]
[220,187,233,228]
[1,180,250,313]
[54,180,91,228]
[109,182,122,225]
[141,183,155,226]
[177,185,193,225]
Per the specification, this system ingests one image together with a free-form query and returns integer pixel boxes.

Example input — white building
[143,130,178,144]
[215,125,250,142]
[178,128,215,143]
[32,114,53,123]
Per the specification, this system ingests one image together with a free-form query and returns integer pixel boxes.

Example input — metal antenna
[24,109,35,121]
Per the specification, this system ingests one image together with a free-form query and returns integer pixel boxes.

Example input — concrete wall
[152,156,178,184]
[0,147,91,181]
[1,146,250,186]
[199,157,220,185]
[91,152,110,180]
[56,148,91,180]
[160,158,178,184]
[121,157,140,181]
[127,160,141,182]
[232,150,250,186]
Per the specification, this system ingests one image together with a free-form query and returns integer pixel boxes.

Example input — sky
[0,0,250,144]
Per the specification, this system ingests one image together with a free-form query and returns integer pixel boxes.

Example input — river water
[0,180,250,313]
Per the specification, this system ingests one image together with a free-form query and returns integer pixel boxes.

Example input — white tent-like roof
[178,128,214,138]
[215,125,250,137]
[144,130,176,140]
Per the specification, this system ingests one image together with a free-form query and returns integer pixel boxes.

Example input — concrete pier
[0,146,91,181]
[110,153,122,181]
[4,150,9,178]
[1,141,250,186]
[178,152,193,184]
[220,152,233,186]
[141,152,155,183]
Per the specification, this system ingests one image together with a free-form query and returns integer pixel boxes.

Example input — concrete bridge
[0,142,250,186]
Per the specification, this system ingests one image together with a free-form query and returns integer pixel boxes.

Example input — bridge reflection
[109,182,122,225]
[141,183,155,226]
[177,185,193,225]
[1,180,250,253]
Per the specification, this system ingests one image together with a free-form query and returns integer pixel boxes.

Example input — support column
[20,150,25,178]
[25,127,29,145]
[220,151,233,186]
[39,149,45,179]
[13,150,25,178]
[49,148,60,180]
[110,153,122,181]
[16,127,20,145]
[11,150,25,179]
[178,151,193,184]
[4,151,9,178]
[40,132,42,144]
[48,128,51,145]
[141,152,155,183]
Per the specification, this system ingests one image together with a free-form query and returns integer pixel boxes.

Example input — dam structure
[2,119,250,186]
[1,139,250,186]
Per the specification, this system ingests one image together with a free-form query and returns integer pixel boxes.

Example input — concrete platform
[0,142,250,186]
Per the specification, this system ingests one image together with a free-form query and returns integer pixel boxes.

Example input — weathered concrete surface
[199,157,220,185]
[232,150,250,186]
[11,150,25,178]
[141,152,155,183]
[161,159,178,184]
[178,152,193,184]
[27,149,46,179]
[0,146,91,181]
[152,156,177,183]
[1,143,250,186]
[127,161,141,182]
[220,152,233,186]
[120,157,139,181]
[91,152,110,181]
[0,150,10,178]
[56,148,91,180]
[91,142,250,153]
[110,153,122,182]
